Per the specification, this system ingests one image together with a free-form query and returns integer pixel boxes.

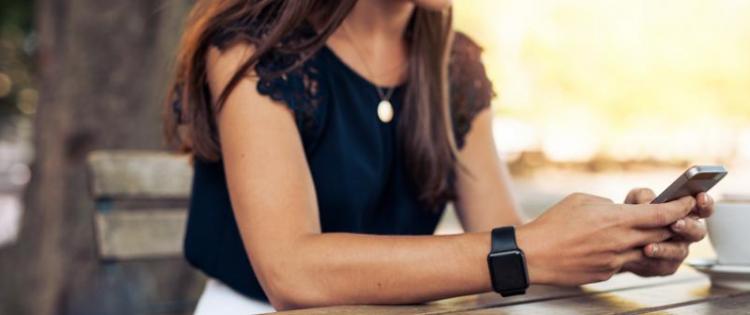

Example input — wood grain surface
[87,150,192,199]
[270,268,750,315]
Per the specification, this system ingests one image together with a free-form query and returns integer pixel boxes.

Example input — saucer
[687,258,750,290]
[721,193,750,203]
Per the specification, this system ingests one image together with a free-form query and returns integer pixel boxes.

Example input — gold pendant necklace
[341,23,403,124]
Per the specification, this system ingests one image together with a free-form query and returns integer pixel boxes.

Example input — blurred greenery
[0,0,33,32]
[0,0,35,128]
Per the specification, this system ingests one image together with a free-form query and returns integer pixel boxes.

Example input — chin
[411,0,453,11]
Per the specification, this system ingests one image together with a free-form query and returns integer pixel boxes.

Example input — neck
[325,0,413,87]
[343,0,414,40]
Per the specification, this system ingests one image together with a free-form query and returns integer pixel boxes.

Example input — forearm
[455,183,524,232]
[456,194,524,232]
[453,110,525,232]
[255,232,492,309]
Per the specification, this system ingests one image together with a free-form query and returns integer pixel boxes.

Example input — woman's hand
[620,188,713,277]
[516,193,696,286]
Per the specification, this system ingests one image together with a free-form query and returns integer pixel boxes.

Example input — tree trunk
[0,1,204,314]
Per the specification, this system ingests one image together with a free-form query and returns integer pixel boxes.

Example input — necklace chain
[340,22,401,102]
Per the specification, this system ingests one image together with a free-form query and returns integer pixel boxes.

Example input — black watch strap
[491,226,518,253]
[488,226,528,297]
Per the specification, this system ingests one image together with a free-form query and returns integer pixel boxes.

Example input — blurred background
[0,0,748,314]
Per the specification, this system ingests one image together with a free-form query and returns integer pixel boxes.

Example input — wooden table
[271,267,750,314]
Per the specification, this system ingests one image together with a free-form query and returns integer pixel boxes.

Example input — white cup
[707,201,750,265]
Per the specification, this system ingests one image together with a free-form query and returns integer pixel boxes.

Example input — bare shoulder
[208,41,296,134]
[205,43,256,100]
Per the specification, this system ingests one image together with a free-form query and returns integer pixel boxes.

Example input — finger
[625,228,673,248]
[623,257,679,277]
[671,216,706,242]
[624,196,697,228]
[638,258,681,276]
[618,249,645,265]
[694,193,714,218]
[644,242,689,261]
[625,188,656,205]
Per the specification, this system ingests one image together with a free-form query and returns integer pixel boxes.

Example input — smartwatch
[486,226,529,297]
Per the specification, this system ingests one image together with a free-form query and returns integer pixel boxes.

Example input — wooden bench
[86,150,204,314]
[88,150,193,260]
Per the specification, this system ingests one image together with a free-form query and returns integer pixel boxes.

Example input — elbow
[259,263,339,311]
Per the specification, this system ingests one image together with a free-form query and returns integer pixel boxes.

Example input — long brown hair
[165,0,459,207]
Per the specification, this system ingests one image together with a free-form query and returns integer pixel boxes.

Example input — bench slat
[87,150,193,199]
[95,209,187,260]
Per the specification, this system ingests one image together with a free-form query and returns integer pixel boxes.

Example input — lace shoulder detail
[255,47,326,148]
[211,23,327,152]
[449,32,495,149]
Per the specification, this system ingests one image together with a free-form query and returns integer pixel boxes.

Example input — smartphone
[651,165,728,204]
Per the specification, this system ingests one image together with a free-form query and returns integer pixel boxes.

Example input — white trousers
[193,279,276,315]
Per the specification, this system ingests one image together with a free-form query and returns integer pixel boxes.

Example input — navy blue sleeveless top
[183,28,494,301]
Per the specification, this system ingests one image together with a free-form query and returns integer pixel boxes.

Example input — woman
[166,0,714,313]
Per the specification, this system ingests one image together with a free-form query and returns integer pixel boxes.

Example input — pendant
[377,100,394,123]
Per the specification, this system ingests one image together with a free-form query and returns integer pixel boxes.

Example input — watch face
[488,250,528,292]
